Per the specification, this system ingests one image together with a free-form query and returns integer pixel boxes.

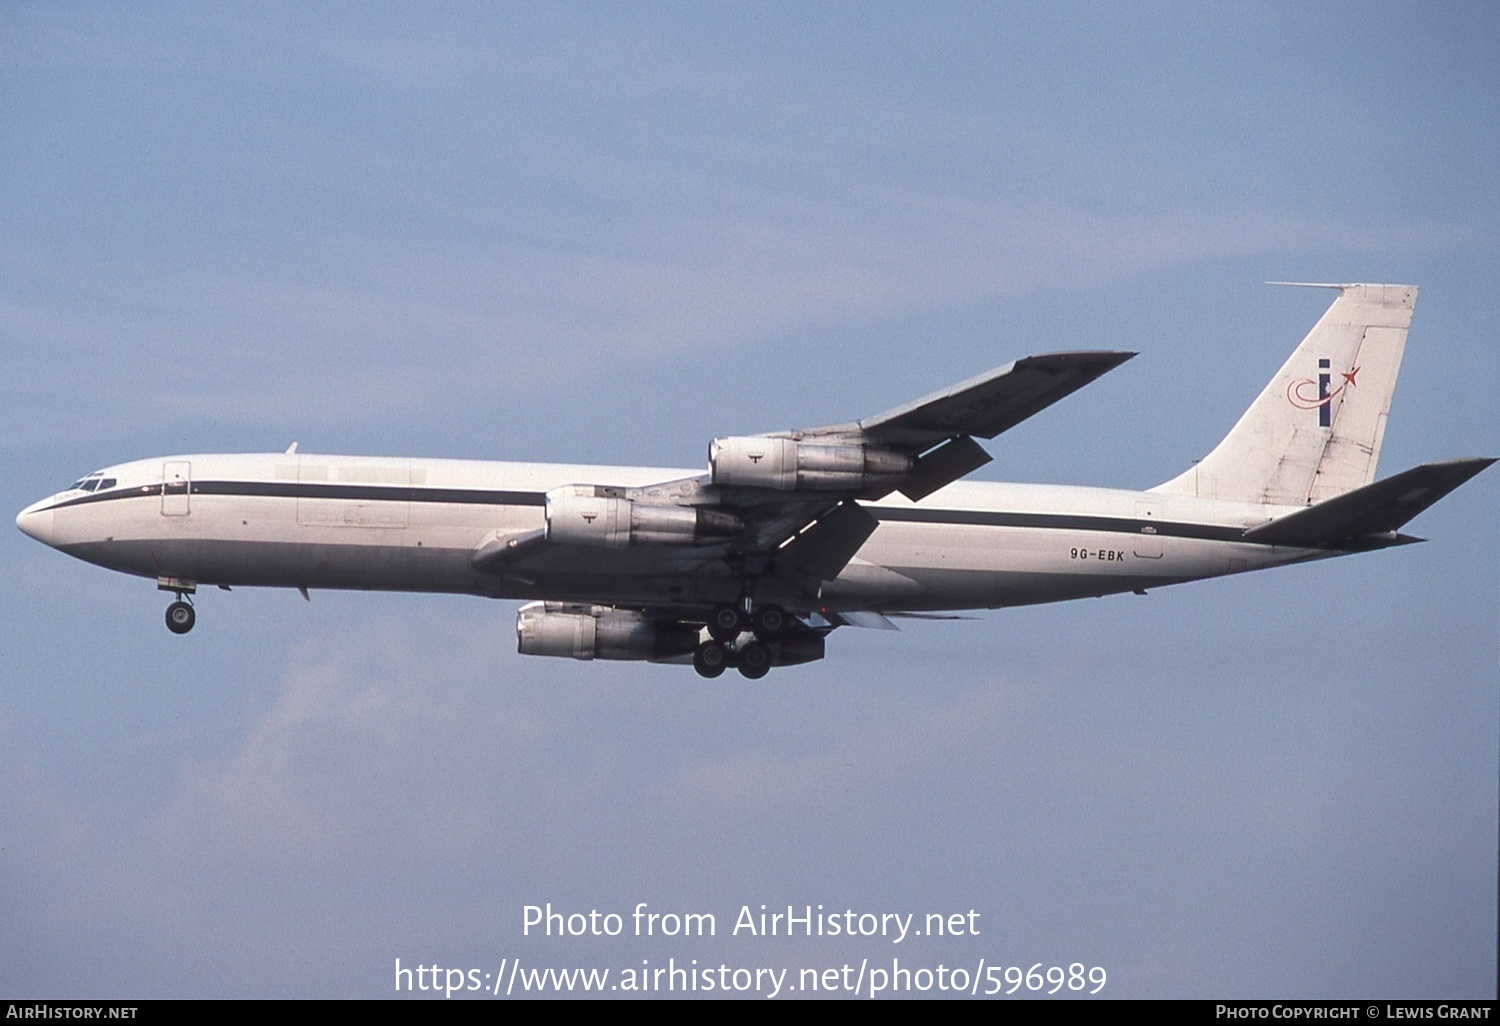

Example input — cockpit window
[69,473,108,492]
[99,478,117,490]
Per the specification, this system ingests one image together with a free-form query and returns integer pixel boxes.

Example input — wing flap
[775,500,880,582]
[899,435,993,500]
[828,610,901,631]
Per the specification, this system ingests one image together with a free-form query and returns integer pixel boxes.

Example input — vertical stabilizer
[1152,284,1416,506]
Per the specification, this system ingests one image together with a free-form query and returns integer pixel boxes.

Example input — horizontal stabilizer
[1244,458,1496,546]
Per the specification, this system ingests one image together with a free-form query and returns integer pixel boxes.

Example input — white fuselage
[16,451,1324,613]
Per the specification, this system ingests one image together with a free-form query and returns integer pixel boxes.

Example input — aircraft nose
[16,500,56,546]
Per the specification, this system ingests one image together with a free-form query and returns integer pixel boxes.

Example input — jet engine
[709,437,911,491]
[545,485,742,547]
[516,602,700,662]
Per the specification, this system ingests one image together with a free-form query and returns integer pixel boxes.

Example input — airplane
[15,283,1494,679]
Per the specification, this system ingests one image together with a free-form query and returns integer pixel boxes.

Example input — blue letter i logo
[1318,358,1331,427]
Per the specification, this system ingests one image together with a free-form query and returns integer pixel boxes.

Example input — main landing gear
[692,640,730,678]
[694,602,788,680]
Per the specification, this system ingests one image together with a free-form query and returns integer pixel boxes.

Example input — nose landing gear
[165,600,195,634]
[157,576,197,634]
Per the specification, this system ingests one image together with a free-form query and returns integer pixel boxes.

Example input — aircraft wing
[778,350,1134,502]
[792,351,1136,448]
[481,350,1136,595]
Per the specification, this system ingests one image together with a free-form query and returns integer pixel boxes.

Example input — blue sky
[3,2,1496,998]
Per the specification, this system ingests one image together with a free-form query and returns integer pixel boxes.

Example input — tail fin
[1152,283,1416,506]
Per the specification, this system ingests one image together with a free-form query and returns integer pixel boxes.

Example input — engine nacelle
[545,486,742,547]
[709,437,911,491]
[516,602,699,662]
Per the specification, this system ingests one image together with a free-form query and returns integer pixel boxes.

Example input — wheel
[693,642,729,678]
[751,604,790,641]
[165,601,195,634]
[737,641,772,679]
[707,604,747,642]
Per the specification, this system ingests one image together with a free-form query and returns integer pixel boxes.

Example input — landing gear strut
[165,600,195,634]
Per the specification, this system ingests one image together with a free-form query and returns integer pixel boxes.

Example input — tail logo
[1288,360,1360,427]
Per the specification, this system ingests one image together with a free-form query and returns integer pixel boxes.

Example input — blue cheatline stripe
[40,480,549,511]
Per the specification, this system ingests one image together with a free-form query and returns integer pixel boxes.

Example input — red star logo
[1342,366,1360,388]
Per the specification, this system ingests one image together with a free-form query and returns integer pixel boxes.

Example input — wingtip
[1031,349,1137,364]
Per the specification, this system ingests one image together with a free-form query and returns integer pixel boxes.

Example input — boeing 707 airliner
[16,284,1493,678]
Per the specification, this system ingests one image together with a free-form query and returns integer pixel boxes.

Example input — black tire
[737,641,772,679]
[693,642,729,678]
[707,604,746,642]
[165,601,195,635]
[752,604,790,641]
